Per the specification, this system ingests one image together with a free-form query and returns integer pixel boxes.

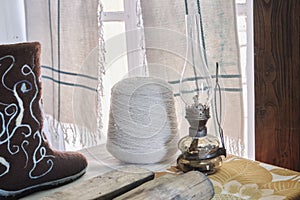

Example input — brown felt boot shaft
[0,42,87,198]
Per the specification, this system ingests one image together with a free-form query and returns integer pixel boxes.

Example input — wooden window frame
[236,0,254,159]
[102,0,146,77]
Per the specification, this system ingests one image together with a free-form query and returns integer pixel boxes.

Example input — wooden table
[21,144,300,199]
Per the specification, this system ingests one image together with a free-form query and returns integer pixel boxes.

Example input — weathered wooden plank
[41,166,154,200]
[115,171,214,200]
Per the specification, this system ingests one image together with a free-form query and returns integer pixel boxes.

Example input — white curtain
[21,0,245,157]
[24,0,105,150]
[140,0,245,157]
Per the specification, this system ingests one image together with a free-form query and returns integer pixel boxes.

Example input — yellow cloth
[209,156,300,200]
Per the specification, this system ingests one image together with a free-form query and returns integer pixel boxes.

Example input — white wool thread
[106,77,179,164]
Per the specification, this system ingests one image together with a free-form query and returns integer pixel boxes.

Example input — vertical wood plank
[254,0,300,171]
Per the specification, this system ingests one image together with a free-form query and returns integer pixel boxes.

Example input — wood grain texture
[40,166,154,200]
[254,0,300,171]
[115,171,214,200]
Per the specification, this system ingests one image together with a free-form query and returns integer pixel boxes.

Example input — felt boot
[0,42,88,198]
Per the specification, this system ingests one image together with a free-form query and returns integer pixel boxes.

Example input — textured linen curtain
[22,0,244,157]
[24,0,104,150]
[140,0,245,156]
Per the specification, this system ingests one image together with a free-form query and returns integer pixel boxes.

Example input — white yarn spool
[106,77,179,164]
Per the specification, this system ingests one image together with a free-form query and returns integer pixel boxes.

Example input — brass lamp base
[177,154,223,174]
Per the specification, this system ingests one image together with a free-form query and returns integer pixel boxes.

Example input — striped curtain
[140,0,245,157]
[22,0,244,157]
[24,0,104,150]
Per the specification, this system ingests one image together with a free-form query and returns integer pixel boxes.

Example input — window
[0,0,254,155]
[101,0,255,159]
[101,0,146,140]
[235,0,254,159]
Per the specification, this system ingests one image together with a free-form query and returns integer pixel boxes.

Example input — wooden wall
[254,0,300,171]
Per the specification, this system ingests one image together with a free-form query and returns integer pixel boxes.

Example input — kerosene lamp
[177,0,226,174]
